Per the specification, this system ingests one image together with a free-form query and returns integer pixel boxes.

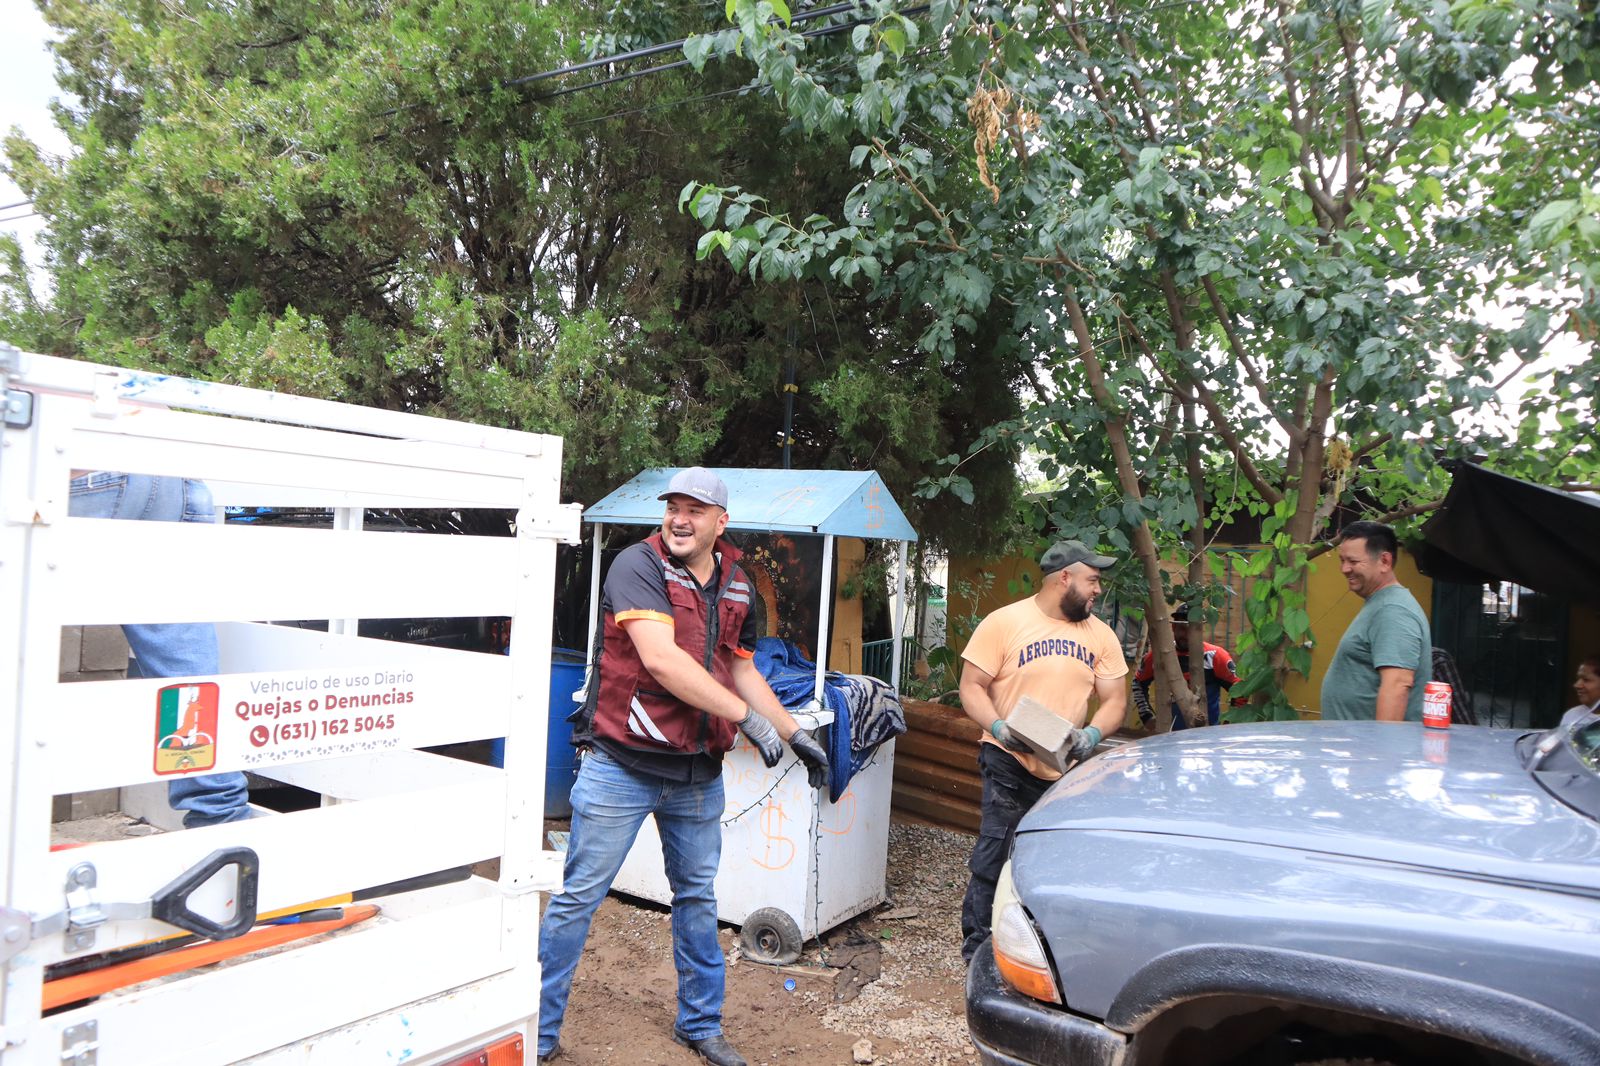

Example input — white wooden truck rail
[0,347,576,1064]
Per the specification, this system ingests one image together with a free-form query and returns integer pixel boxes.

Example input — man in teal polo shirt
[1321,520,1433,721]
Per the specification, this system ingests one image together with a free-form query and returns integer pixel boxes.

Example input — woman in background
[1561,653,1600,727]
[1568,656,1593,713]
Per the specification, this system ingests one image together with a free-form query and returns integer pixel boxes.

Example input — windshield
[1575,718,1600,772]
[1522,712,1600,820]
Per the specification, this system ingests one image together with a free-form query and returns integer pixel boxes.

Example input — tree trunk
[1062,286,1200,725]
[1182,393,1210,726]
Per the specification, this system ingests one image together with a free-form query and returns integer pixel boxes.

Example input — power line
[564,33,952,129]
[529,7,928,104]
[1,0,1327,224]
[368,2,868,121]
[568,83,768,126]
[504,2,862,90]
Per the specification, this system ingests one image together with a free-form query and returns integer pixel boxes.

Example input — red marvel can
[1422,681,1452,729]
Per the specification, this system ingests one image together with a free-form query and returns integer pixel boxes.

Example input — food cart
[580,468,916,962]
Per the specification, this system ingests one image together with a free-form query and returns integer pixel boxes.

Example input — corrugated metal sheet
[583,467,917,542]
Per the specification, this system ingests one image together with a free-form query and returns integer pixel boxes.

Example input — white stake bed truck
[0,346,575,1064]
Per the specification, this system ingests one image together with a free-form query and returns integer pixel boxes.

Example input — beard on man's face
[1061,586,1093,622]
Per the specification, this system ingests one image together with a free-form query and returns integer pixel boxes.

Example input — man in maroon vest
[537,468,829,1066]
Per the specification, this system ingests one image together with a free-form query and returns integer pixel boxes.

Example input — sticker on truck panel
[154,682,221,774]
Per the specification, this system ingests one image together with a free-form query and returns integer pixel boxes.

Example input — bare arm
[1089,673,1129,737]
[730,654,802,739]
[1375,666,1415,722]
[959,661,1003,733]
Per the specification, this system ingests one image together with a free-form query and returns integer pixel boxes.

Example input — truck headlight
[991,859,1062,1005]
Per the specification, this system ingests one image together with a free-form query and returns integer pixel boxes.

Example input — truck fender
[1104,944,1600,1066]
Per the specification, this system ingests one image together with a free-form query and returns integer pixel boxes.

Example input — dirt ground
[549,820,978,1066]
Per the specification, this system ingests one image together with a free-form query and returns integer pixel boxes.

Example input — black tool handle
[149,847,260,940]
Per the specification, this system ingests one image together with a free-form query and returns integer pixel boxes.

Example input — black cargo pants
[960,744,1053,962]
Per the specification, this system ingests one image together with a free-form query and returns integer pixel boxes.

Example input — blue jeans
[1166,690,1222,731]
[960,744,1051,962]
[538,749,724,1055]
[68,473,250,827]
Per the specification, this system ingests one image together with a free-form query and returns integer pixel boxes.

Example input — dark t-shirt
[594,541,758,783]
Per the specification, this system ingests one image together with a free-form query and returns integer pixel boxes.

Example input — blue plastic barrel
[490,648,587,818]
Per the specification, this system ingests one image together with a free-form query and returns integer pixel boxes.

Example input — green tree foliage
[682,0,1598,717]
[1,0,1026,546]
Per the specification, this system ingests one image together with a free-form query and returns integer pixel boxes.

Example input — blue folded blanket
[753,636,907,802]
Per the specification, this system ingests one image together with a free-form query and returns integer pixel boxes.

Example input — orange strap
[43,904,378,1011]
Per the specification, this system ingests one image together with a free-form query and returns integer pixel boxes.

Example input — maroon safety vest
[591,533,753,756]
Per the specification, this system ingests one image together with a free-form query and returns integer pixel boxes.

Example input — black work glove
[788,728,830,790]
[1066,724,1103,765]
[988,718,1032,754]
[736,707,784,768]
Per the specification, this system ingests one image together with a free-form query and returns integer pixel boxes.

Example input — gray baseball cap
[1040,539,1116,574]
[658,467,729,509]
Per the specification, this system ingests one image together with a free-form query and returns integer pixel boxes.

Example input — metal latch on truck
[3,848,257,959]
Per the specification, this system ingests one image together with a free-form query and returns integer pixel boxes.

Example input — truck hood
[1022,721,1600,893]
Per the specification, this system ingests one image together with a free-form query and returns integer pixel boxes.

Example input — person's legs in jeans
[960,745,1051,961]
[538,750,662,1057]
[68,472,250,826]
[655,772,726,1042]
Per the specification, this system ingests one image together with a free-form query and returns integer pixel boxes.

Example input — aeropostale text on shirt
[1017,638,1098,669]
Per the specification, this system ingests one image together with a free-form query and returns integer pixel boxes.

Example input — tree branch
[1105,0,1162,144]
[1181,391,1210,724]
[1275,2,1342,229]
[1304,498,1444,559]
[1061,281,1200,723]
[1336,19,1367,212]
[1286,365,1338,543]
[1349,333,1554,463]
[1115,303,1284,505]
[873,138,962,251]
[238,33,306,49]
[1199,274,1301,446]
[1356,90,1423,201]
[1063,19,1140,169]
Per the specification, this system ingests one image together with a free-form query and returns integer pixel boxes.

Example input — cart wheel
[740,908,802,966]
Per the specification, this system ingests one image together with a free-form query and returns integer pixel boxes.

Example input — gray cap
[658,466,728,509]
[1040,539,1116,575]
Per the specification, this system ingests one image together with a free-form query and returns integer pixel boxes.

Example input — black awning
[1418,462,1600,607]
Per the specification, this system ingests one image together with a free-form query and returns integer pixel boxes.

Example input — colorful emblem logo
[153,682,220,775]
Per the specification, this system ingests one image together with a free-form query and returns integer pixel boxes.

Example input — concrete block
[79,625,130,672]
[69,789,121,819]
[51,789,120,823]
[1006,696,1079,775]
[119,782,186,832]
[60,626,83,676]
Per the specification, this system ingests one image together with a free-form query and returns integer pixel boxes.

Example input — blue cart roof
[584,468,918,542]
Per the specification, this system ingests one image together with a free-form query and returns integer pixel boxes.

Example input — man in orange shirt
[957,539,1129,962]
